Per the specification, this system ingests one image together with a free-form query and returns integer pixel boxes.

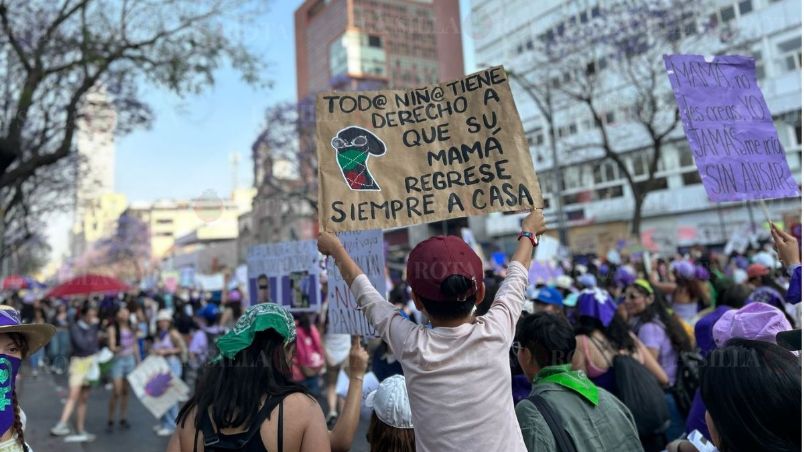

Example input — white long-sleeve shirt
[350,261,529,452]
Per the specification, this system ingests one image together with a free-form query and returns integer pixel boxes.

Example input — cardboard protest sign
[246,241,322,312]
[127,356,190,419]
[326,230,386,336]
[664,55,799,202]
[317,66,543,232]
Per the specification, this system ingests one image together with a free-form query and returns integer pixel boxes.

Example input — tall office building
[471,0,801,255]
[295,0,464,97]
[251,0,465,245]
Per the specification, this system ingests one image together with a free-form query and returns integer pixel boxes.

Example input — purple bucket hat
[576,288,618,327]
[672,260,696,279]
[694,265,710,281]
[712,302,792,348]
[614,265,637,288]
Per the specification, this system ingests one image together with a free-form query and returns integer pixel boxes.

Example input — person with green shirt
[513,312,642,452]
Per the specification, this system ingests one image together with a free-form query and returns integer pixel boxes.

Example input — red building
[295,0,464,97]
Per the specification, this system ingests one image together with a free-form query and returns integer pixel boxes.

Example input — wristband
[517,231,539,247]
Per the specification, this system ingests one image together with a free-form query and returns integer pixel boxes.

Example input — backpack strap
[528,393,577,452]
[277,399,284,452]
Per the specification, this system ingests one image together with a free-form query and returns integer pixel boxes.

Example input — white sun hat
[365,374,413,429]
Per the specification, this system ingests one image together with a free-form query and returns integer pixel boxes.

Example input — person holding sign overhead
[318,210,547,452]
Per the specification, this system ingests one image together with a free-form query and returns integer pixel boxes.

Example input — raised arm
[511,210,547,269]
[329,337,369,452]
[319,232,364,286]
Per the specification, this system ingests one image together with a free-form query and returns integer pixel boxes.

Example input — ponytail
[12,390,25,450]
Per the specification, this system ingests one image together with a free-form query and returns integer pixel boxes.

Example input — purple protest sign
[663,54,799,202]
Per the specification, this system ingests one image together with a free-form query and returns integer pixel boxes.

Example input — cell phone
[687,430,717,452]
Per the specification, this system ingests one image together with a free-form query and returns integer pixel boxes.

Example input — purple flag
[664,54,799,202]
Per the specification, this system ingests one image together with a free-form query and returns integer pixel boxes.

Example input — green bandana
[215,303,296,361]
[534,364,600,406]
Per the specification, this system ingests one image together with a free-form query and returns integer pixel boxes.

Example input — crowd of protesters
[0,212,800,451]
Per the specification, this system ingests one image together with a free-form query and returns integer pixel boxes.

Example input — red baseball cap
[406,236,483,302]
[747,263,770,278]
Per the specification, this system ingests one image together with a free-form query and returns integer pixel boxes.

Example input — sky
[46,0,477,263]
[114,0,475,203]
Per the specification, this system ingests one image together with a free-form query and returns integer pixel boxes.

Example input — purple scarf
[0,354,21,436]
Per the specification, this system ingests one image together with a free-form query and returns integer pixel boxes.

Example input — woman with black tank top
[174,303,367,452]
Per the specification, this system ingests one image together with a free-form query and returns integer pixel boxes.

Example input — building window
[563,166,585,190]
[679,145,695,167]
[720,5,736,22]
[632,152,648,177]
[682,171,702,186]
[568,123,578,135]
[579,11,588,23]
[752,50,765,79]
[604,111,616,124]
[738,0,752,15]
[593,161,620,184]
[156,218,173,224]
[778,37,802,72]
[596,185,624,200]
[526,39,533,50]
[368,35,382,48]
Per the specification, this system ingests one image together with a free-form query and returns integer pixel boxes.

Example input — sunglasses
[258,285,269,290]
[331,135,368,149]
[511,341,524,354]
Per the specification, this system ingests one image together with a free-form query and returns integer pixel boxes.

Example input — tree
[512,0,739,236]
[250,100,318,242]
[0,0,268,255]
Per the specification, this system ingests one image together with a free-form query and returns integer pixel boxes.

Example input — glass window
[752,51,765,79]
[569,123,577,135]
[682,171,702,186]
[591,6,600,18]
[580,11,588,23]
[738,0,752,15]
[679,146,695,167]
[605,111,615,124]
[708,13,718,28]
[720,5,736,22]
[368,35,382,48]
[526,39,533,50]
[633,153,647,176]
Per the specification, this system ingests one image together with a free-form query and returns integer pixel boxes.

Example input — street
[19,366,371,452]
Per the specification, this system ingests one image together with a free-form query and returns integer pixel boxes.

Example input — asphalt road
[19,365,370,452]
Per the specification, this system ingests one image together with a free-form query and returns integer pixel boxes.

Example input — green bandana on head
[215,303,296,361]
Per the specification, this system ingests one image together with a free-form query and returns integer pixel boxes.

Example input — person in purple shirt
[623,279,693,441]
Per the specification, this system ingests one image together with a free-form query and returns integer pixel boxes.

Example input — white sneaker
[64,431,96,443]
[156,427,175,437]
[50,422,70,436]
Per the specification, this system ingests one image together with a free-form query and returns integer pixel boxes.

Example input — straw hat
[0,305,55,355]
